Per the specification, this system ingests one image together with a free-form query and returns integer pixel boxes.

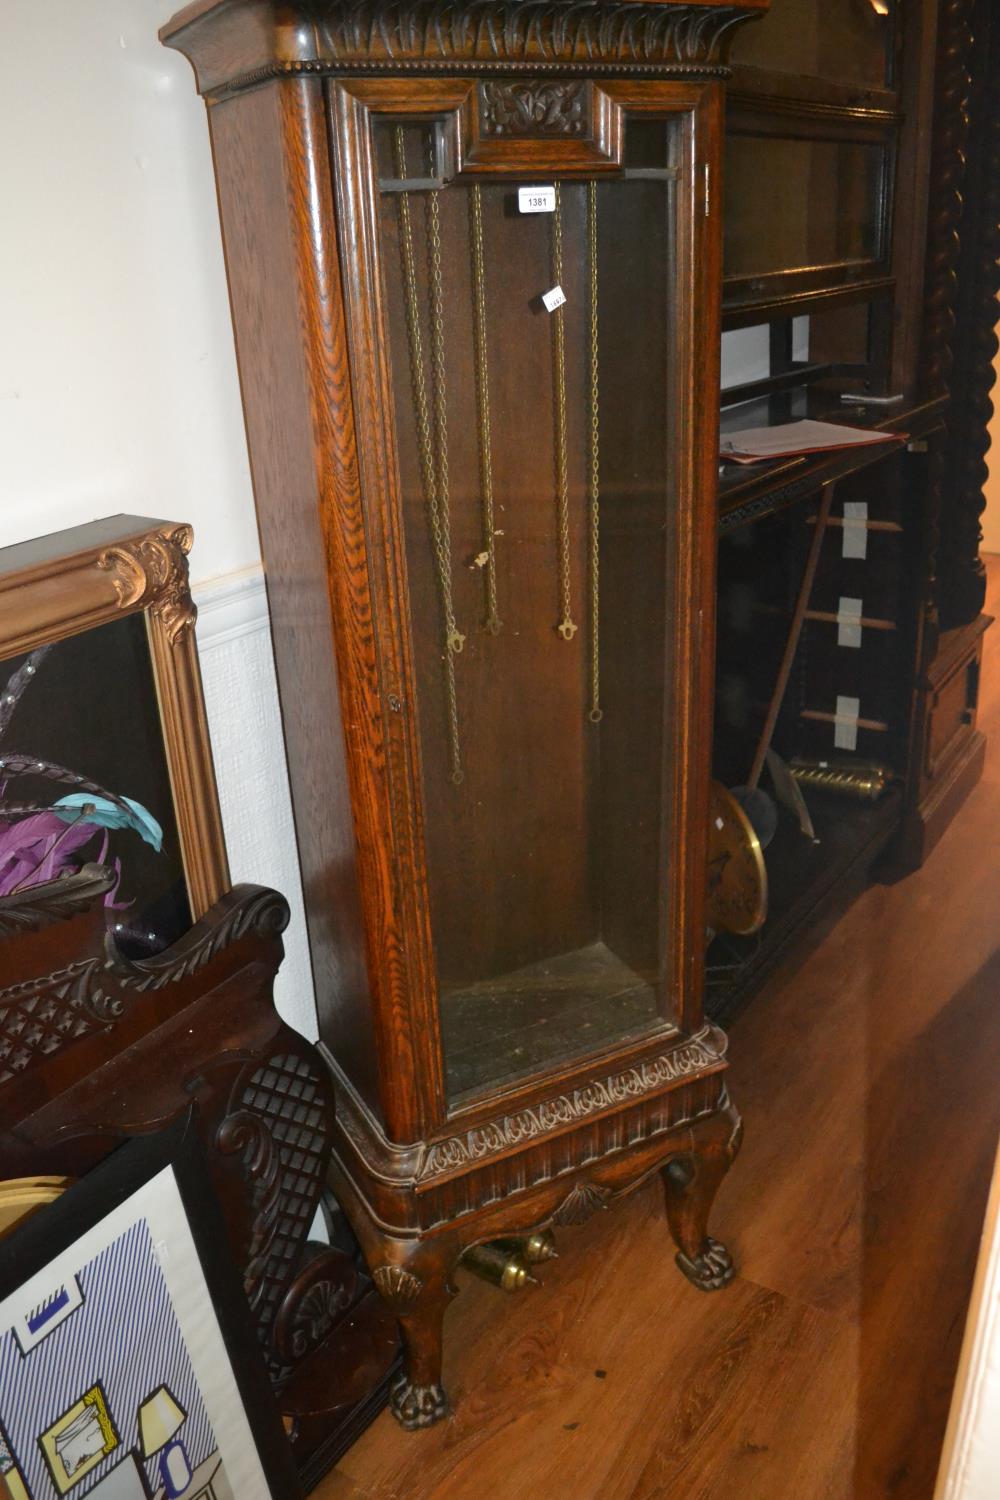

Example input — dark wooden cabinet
[702,0,995,1019]
[162,0,767,1428]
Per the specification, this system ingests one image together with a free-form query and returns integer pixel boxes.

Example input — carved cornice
[419,1029,726,1180]
[175,2,766,92]
[98,524,197,644]
[316,1,751,67]
[480,78,586,135]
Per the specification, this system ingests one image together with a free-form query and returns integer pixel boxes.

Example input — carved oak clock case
[162,0,767,1428]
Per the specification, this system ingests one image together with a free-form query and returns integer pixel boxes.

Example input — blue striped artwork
[13,1275,84,1355]
[0,1218,218,1498]
[28,1287,69,1332]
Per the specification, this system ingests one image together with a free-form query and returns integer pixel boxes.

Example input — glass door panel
[729,0,894,89]
[375,114,683,1101]
[724,135,886,278]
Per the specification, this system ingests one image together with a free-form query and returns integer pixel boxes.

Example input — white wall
[0,2,316,1037]
[0,1,259,576]
[721,317,810,392]
[936,1137,1000,1500]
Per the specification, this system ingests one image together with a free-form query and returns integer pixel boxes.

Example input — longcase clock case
[162,0,767,1428]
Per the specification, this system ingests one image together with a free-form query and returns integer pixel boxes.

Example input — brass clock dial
[707,781,768,937]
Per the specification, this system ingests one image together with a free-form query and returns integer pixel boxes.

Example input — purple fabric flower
[0,810,101,896]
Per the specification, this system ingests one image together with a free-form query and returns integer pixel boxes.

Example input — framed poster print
[0,517,229,957]
[0,1115,301,1500]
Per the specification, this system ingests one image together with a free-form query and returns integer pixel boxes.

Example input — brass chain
[469,185,502,635]
[551,184,577,641]
[392,128,464,784]
[587,181,602,723]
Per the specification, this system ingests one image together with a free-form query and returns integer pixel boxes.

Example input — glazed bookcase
[162,0,768,1427]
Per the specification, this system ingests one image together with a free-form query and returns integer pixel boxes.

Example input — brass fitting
[492,1230,559,1264]
[461,1242,538,1292]
[789,757,892,802]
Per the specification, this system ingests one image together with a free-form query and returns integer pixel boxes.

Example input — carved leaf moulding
[116,888,289,993]
[417,1091,726,1229]
[313,1,750,64]
[208,2,752,92]
[419,1031,725,1179]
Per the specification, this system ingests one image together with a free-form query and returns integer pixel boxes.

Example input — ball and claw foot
[389,1372,450,1430]
[675,1236,735,1293]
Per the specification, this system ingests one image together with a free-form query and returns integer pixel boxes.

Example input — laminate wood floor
[319,561,1000,1500]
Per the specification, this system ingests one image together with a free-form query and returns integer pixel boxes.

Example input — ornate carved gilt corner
[97,523,197,644]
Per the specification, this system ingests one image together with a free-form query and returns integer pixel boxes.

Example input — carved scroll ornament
[98,523,197,644]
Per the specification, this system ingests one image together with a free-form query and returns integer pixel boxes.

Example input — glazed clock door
[330,79,721,1109]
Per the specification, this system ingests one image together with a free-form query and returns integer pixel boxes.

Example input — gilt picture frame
[0,517,228,954]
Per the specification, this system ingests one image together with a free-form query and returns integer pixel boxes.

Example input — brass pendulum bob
[492,1229,559,1264]
[462,1242,539,1292]
[706,780,768,938]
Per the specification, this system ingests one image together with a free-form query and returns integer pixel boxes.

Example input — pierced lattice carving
[0,960,121,1084]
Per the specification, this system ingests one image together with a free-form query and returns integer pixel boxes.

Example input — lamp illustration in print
[137,1387,191,1497]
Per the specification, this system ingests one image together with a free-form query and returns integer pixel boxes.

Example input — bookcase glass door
[375,114,685,1102]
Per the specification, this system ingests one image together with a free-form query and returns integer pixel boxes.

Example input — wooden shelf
[443,940,660,1101]
[717,383,946,532]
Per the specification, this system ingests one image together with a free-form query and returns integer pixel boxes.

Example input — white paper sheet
[720,419,901,464]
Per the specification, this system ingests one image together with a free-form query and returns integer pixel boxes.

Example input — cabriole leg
[661,1096,742,1293]
[391,1288,451,1429]
[369,1238,460,1430]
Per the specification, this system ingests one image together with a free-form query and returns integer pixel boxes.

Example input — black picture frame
[0,1113,302,1500]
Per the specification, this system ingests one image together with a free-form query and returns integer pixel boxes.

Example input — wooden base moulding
[321,1033,741,1428]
